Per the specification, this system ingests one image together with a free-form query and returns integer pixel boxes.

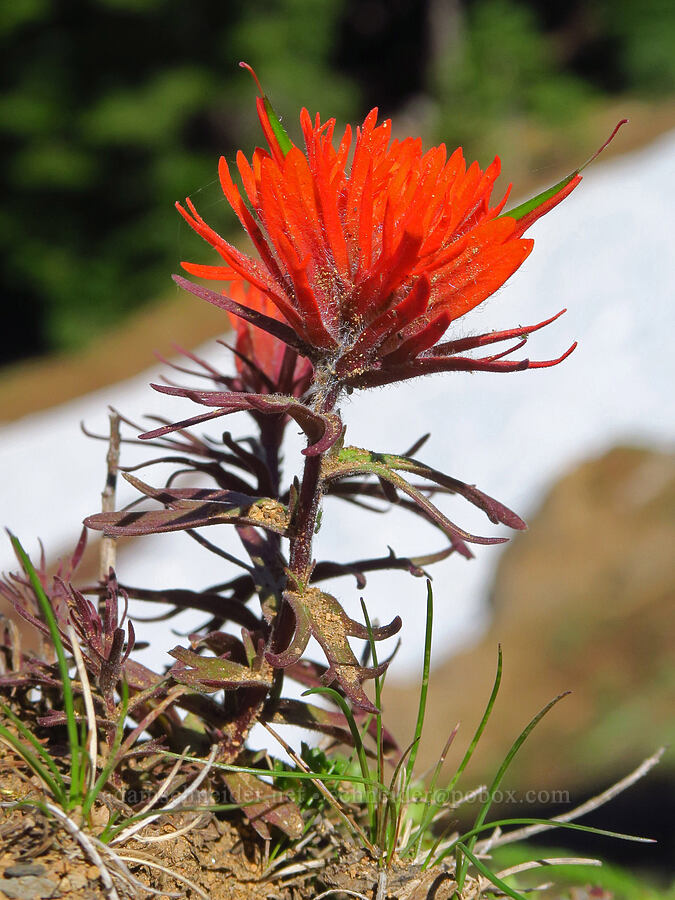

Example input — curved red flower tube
[226,281,313,397]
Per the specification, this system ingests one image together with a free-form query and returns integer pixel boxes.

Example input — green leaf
[263,97,293,157]
[505,173,578,222]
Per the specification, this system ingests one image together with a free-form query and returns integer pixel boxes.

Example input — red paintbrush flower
[175,66,626,396]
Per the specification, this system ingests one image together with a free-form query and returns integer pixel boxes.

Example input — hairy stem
[267,382,339,662]
[287,381,339,584]
[288,452,323,583]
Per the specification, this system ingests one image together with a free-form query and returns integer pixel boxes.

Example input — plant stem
[268,379,339,673]
[287,380,339,585]
[288,453,323,583]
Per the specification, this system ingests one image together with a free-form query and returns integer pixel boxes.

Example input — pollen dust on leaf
[245,500,289,531]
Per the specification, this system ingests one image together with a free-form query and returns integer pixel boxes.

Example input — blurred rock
[383,445,675,795]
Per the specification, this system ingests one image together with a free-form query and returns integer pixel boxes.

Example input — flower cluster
[173,68,622,400]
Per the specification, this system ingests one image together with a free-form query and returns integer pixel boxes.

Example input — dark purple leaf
[222,771,303,839]
[323,447,510,551]
[142,387,343,457]
[173,275,313,360]
[351,340,577,388]
[169,646,272,692]
[84,474,291,537]
[85,583,261,629]
[381,453,527,530]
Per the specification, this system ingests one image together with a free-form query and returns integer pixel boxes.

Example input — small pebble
[67,872,87,890]
[3,864,47,878]
[0,874,61,899]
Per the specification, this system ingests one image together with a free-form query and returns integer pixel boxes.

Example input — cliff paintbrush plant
[85,65,625,711]
[1,64,640,897]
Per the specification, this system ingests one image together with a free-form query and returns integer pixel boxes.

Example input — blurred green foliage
[2,0,674,363]
[430,0,675,159]
[0,0,356,359]
[431,0,594,154]
[595,0,675,92]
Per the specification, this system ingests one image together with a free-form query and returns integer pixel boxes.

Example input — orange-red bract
[226,281,313,396]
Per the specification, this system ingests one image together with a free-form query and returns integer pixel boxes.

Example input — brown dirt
[0,744,305,900]
[0,737,458,900]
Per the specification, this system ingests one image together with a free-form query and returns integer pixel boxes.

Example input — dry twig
[110,745,217,845]
[477,746,665,851]
[67,623,98,794]
[99,410,121,583]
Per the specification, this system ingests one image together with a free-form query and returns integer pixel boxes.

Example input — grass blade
[456,816,654,847]
[405,721,459,859]
[477,746,664,852]
[160,750,387,789]
[9,534,81,807]
[455,841,530,900]
[405,580,433,785]
[82,680,130,821]
[384,736,420,859]
[303,685,376,838]
[448,645,502,796]
[0,702,64,785]
[360,600,384,797]
[422,645,503,868]
[360,599,386,849]
[263,721,377,856]
[455,691,570,887]
[0,721,65,803]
